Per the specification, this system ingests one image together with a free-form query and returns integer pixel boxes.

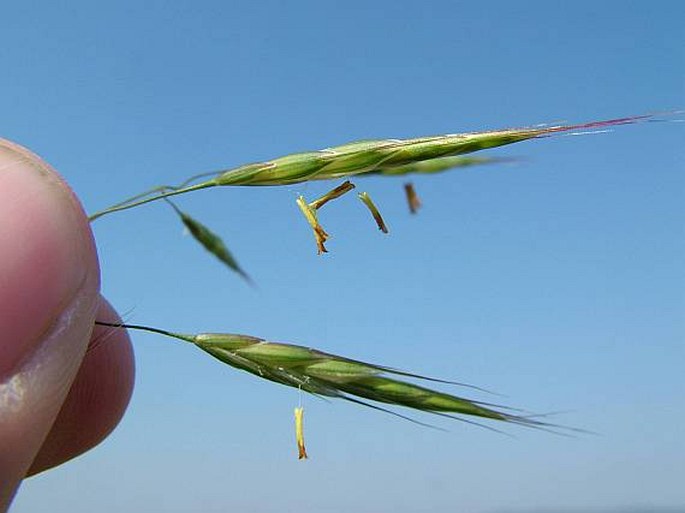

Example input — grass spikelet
[190,334,559,430]
[195,341,555,431]
[95,321,564,432]
[209,115,652,187]
[89,114,658,221]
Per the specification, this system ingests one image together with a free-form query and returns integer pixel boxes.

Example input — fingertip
[0,139,101,508]
[27,297,135,475]
[0,139,99,379]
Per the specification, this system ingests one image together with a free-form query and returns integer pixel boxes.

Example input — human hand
[0,140,135,511]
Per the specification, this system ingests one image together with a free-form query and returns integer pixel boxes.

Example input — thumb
[0,140,100,508]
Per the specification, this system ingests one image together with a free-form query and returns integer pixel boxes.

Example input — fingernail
[0,140,100,379]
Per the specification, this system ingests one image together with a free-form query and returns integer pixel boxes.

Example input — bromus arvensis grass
[91,113,667,457]
[95,320,582,451]
[89,114,660,264]
[90,115,655,219]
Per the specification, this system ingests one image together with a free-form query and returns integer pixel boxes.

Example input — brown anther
[313,225,329,254]
[404,182,422,214]
[309,180,356,210]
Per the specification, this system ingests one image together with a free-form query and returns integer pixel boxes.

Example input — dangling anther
[294,406,308,460]
[358,192,389,233]
[404,182,422,214]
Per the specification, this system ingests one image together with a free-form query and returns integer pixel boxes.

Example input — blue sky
[4,1,684,512]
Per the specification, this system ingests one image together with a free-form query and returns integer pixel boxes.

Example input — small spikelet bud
[165,199,251,282]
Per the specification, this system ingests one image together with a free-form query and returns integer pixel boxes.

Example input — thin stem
[162,196,184,216]
[94,320,195,343]
[103,185,175,211]
[102,170,224,215]
[176,170,224,189]
[88,181,215,221]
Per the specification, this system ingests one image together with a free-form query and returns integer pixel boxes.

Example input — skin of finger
[0,140,100,509]
[28,297,135,476]
[0,141,95,379]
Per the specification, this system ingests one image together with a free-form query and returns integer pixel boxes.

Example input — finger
[0,140,100,509]
[27,297,135,476]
